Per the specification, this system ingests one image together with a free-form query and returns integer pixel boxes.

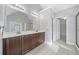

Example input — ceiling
[7,4,78,15]
[6,4,79,17]
[22,4,42,13]
[22,4,78,13]
[40,4,78,13]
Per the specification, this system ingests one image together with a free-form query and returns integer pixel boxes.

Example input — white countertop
[3,31,45,39]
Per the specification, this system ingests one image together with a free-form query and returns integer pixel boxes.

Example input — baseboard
[75,44,79,51]
[66,42,75,45]
[45,41,53,45]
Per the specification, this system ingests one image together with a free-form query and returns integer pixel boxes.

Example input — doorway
[57,18,66,43]
[60,19,66,42]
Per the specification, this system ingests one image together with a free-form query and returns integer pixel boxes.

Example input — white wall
[40,8,54,45]
[33,16,40,31]
[54,5,79,45]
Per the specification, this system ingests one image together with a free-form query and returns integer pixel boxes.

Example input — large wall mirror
[4,5,33,34]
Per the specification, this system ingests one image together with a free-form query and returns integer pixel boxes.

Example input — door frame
[76,13,79,47]
[57,18,67,43]
[52,18,53,43]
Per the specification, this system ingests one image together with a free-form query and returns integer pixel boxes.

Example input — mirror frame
[76,12,79,47]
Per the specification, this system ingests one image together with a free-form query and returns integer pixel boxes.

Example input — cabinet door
[22,35,33,54]
[32,33,38,47]
[41,32,45,43]
[13,36,22,55]
[32,32,45,47]
[6,38,15,55]
[37,32,45,44]
[3,36,21,55]
[3,38,14,55]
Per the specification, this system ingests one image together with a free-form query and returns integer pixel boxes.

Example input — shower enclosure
[57,18,66,42]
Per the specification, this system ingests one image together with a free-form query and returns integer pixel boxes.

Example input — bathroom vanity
[3,31,45,55]
[2,5,44,55]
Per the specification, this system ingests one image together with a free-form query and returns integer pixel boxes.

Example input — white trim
[74,44,79,52]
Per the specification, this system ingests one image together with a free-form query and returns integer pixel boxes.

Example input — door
[77,14,79,47]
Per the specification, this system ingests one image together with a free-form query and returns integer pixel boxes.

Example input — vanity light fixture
[63,17,66,20]
[31,13,38,18]
[10,4,25,11]
[31,11,39,18]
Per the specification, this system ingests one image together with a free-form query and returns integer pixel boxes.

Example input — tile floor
[26,40,79,55]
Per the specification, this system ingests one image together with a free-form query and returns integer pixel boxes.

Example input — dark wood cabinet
[3,36,21,55]
[3,32,45,55]
[32,33,39,47]
[22,34,33,54]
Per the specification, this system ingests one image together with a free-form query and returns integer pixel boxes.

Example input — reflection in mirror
[4,5,33,34]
